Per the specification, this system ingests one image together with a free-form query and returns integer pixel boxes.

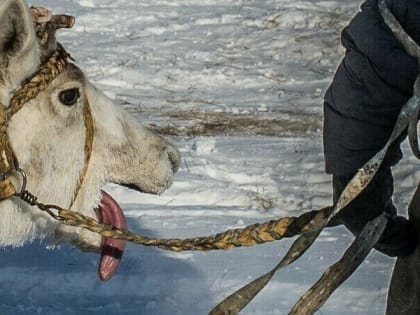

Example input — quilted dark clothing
[323,0,420,175]
[323,0,420,257]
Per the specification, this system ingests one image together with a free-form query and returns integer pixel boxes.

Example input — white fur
[0,0,180,251]
[0,0,40,105]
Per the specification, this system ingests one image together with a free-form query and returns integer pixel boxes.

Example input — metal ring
[15,167,27,195]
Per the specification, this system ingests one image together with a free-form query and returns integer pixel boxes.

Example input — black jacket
[323,0,420,175]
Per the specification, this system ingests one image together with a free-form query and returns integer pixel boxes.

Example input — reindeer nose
[166,145,180,173]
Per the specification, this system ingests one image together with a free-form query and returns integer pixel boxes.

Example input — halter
[0,43,94,208]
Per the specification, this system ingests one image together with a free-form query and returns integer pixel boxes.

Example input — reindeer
[0,0,180,281]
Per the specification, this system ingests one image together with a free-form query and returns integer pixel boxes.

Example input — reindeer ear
[0,0,36,59]
[0,0,39,98]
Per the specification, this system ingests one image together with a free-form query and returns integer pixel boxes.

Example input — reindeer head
[0,0,180,281]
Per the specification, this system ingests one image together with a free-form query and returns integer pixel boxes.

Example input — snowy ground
[2,0,420,314]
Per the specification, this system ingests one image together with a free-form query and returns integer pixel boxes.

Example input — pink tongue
[95,190,127,281]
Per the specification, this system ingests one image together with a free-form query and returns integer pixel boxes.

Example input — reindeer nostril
[166,146,180,173]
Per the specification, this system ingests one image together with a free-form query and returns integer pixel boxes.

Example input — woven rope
[1,42,93,208]
[5,44,69,121]
[24,200,333,252]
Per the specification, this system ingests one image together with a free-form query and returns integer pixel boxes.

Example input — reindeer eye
[58,88,80,106]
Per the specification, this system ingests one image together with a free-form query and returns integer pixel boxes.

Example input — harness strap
[379,0,420,160]
[5,44,69,121]
[408,78,420,158]
[0,42,94,207]
[70,100,94,208]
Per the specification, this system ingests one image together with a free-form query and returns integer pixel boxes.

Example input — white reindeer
[0,0,180,281]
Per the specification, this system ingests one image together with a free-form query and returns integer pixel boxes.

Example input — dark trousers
[333,164,418,257]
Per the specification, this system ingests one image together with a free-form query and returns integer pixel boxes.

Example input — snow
[3,0,419,314]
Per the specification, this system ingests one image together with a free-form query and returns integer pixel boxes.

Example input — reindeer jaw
[120,178,174,196]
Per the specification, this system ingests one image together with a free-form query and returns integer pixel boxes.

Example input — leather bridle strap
[0,43,94,209]
[70,99,94,208]
[0,46,69,187]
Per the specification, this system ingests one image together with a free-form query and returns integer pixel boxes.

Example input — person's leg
[333,166,418,257]
[386,183,420,314]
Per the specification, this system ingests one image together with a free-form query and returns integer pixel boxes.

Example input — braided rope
[20,194,333,252]
[5,44,69,121]
[0,42,69,195]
